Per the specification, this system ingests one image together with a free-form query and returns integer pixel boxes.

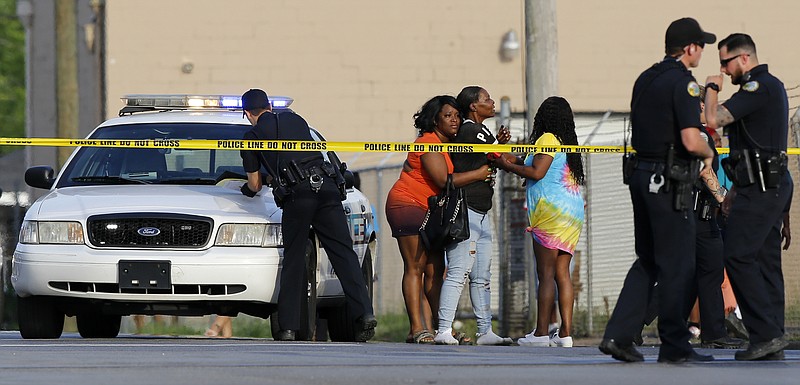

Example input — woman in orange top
[386,95,490,344]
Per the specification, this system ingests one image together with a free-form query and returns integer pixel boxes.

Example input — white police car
[12,95,377,341]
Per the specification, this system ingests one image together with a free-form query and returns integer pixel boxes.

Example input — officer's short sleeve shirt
[630,59,702,160]
[240,111,322,174]
[722,65,789,151]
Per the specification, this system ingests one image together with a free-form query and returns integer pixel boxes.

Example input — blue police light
[221,97,241,107]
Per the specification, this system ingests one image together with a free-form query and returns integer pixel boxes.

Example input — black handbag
[419,174,470,250]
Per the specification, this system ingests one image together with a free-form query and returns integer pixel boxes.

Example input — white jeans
[438,208,494,334]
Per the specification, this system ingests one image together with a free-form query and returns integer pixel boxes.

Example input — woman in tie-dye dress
[495,96,585,347]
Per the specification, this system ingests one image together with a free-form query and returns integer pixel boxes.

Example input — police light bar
[122,94,294,110]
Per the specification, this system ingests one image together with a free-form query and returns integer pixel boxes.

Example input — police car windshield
[57,123,251,188]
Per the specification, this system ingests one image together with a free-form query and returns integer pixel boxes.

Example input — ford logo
[137,227,161,237]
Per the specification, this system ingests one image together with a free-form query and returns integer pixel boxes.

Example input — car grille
[49,281,246,295]
[87,213,213,248]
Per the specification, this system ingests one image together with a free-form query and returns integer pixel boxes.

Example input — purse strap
[445,174,455,194]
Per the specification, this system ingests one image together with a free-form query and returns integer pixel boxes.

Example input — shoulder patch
[743,81,760,92]
[687,81,701,97]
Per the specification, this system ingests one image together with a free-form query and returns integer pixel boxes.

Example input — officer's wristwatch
[705,82,720,92]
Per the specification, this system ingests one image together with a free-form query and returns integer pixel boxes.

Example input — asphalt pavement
[0,331,797,385]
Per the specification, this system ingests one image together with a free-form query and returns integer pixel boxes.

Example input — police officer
[599,18,715,363]
[632,120,743,350]
[691,122,744,349]
[239,89,376,342]
[704,33,792,360]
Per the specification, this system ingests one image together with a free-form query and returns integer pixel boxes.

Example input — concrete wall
[105,0,526,143]
[558,0,800,112]
[106,0,800,125]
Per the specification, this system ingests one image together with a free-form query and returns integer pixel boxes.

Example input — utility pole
[524,0,558,141]
[55,0,79,167]
[523,0,558,334]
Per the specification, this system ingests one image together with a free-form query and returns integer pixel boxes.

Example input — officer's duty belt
[298,165,326,179]
[633,159,664,172]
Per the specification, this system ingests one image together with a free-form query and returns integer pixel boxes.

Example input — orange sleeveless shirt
[386,132,454,209]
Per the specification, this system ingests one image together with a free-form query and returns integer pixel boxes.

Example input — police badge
[688,81,701,97]
[743,81,760,92]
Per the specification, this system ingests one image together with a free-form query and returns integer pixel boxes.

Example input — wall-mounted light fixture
[499,29,520,62]
[181,62,194,74]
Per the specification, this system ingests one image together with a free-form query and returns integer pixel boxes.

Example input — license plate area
[118,260,171,290]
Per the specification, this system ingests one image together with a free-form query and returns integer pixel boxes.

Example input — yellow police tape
[4,137,800,155]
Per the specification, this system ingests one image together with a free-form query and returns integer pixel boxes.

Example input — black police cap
[665,17,716,49]
[241,88,270,112]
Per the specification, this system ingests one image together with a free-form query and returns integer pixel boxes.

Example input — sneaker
[550,333,573,347]
[688,325,701,340]
[517,330,550,347]
[434,330,459,345]
[476,330,513,346]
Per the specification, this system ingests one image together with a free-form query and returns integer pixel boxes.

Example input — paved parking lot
[0,332,797,385]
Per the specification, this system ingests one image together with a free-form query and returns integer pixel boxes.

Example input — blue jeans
[438,208,494,334]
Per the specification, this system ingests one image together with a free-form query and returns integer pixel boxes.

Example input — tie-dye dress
[524,133,584,254]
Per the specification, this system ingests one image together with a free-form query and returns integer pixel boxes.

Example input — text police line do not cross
[0,137,763,155]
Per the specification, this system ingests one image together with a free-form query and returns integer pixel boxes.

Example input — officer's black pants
[278,175,373,332]
[638,216,726,341]
[724,172,792,344]
[692,216,727,340]
[604,170,695,360]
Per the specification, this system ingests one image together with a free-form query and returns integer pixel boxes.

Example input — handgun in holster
[664,145,699,211]
[326,151,348,201]
[721,149,756,188]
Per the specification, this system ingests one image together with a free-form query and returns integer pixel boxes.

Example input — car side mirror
[25,166,55,189]
[343,170,355,189]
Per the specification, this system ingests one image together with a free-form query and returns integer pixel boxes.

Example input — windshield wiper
[71,176,151,185]
[156,177,217,185]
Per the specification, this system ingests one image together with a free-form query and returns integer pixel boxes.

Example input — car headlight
[20,221,85,244]
[215,224,283,247]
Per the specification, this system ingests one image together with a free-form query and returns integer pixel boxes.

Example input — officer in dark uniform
[632,118,743,350]
[691,123,744,348]
[599,18,715,363]
[704,33,792,360]
[238,89,376,342]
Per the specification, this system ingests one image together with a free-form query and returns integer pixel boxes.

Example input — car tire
[327,244,374,342]
[270,238,318,341]
[76,311,122,338]
[17,295,65,339]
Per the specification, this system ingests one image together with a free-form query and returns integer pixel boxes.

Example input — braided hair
[530,96,585,185]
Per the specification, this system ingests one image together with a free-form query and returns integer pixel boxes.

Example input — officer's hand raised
[705,74,724,91]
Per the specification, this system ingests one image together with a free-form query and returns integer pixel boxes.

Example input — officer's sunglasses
[720,53,746,67]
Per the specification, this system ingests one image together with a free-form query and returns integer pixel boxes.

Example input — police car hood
[28,183,281,221]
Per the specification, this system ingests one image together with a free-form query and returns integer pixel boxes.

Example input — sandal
[453,331,472,345]
[406,330,435,344]
[205,324,221,337]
